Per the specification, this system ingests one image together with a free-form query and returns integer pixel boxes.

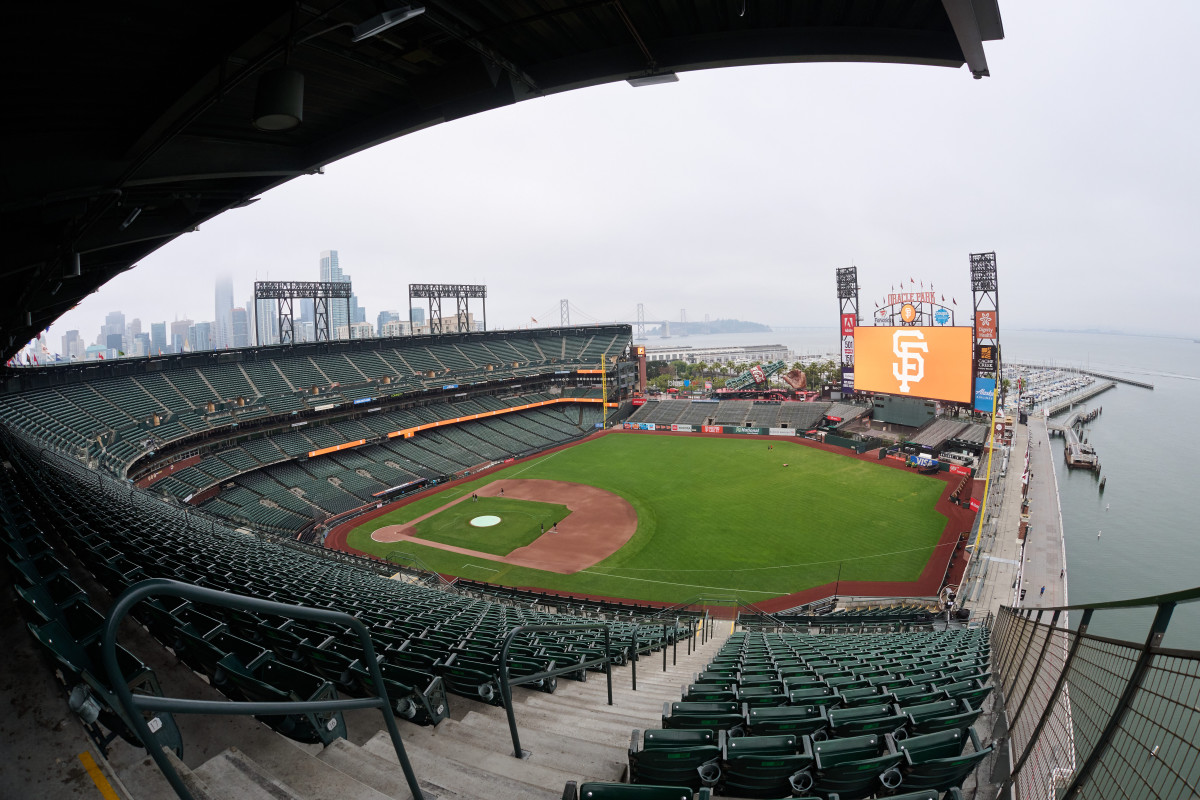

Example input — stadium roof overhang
[0,0,1002,361]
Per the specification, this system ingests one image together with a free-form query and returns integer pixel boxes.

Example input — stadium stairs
[76,606,730,800]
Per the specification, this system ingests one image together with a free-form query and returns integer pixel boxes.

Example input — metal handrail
[100,578,425,800]
[498,622,614,759]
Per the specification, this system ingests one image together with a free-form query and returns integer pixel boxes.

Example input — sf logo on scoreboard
[892,330,928,393]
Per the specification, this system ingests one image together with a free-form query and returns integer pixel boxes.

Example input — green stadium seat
[628,728,720,790]
[215,655,347,745]
[662,701,745,733]
[828,703,908,738]
[901,698,983,735]
[744,705,829,738]
[565,781,711,800]
[682,683,736,702]
[808,733,904,799]
[895,728,992,793]
[721,732,814,798]
[789,686,842,707]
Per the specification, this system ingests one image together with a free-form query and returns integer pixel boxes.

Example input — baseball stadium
[4,4,1198,800]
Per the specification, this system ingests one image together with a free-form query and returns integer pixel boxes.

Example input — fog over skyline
[43,2,1200,349]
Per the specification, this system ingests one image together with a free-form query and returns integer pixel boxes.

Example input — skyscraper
[231,307,249,348]
[377,310,400,338]
[189,321,213,352]
[150,322,166,355]
[319,250,351,338]
[170,319,193,353]
[214,275,234,349]
[61,330,80,360]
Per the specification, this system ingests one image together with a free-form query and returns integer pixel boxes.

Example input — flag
[920,280,923,288]
[941,294,945,302]
[909,276,915,283]
[952,297,957,305]
[530,317,538,324]
[98,353,105,360]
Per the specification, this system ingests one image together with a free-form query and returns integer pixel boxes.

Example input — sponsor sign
[901,303,917,323]
[750,365,766,384]
[577,369,605,374]
[950,464,972,476]
[768,427,794,437]
[975,310,998,340]
[969,497,981,512]
[634,345,646,356]
[887,453,908,461]
[841,313,857,336]
[353,397,373,405]
[728,426,765,435]
[313,403,336,412]
[623,422,634,430]
[974,377,997,414]
[841,367,854,394]
[887,291,936,305]
[911,455,937,467]
[934,308,950,326]
[307,439,367,458]
[975,344,998,373]
[442,383,459,390]
[671,424,694,432]
[701,425,722,434]
[842,341,854,361]
[631,398,647,406]
[853,326,973,404]
[704,381,712,391]
[637,423,656,431]
[826,416,844,422]
[683,380,690,387]
[691,398,719,404]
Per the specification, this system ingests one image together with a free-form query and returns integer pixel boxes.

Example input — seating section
[184,396,597,532]
[638,629,991,797]
[0,326,628,476]
[1,435,691,752]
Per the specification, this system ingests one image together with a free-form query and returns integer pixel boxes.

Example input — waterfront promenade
[965,414,1068,616]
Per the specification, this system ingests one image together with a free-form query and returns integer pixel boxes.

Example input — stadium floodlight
[352,6,426,42]
[627,72,679,87]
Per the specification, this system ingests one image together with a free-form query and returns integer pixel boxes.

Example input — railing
[993,585,1200,799]
[100,579,426,800]
[498,623,614,759]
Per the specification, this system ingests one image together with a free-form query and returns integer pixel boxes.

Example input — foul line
[78,751,120,800]
[575,569,783,595]
[583,539,959,574]
[500,447,567,480]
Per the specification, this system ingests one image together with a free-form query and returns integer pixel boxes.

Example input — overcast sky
[44,1,1200,349]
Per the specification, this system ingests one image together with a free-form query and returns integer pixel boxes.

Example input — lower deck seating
[1,434,691,757]
[641,629,992,797]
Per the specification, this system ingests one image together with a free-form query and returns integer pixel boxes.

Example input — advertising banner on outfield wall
[671,424,694,432]
[631,398,646,406]
[726,426,766,435]
[768,428,795,437]
[974,378,997,413]
[702,425,722,434]
[950,465,972,476]
[637,423,656,431]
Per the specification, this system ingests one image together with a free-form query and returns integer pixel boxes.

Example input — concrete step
[400,714,626,781]
[362,731,561,800]
[317,738,439,800]
[242,736,396,800]
[466,702,641,746]
[454,710,629,773]
[377,722,595,791]
[191,748,304,800]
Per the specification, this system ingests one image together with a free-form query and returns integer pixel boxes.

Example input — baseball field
[344,433,949,604]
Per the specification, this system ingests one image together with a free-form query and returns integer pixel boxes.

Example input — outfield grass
[411,497,570,556]
[347,433,947,603]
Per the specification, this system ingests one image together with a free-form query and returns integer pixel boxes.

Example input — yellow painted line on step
[730,620,735,635]
[78,751,120,800]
